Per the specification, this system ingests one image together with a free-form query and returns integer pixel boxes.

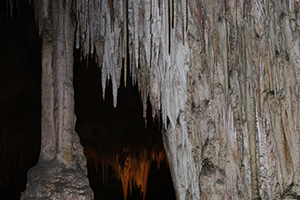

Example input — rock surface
[21,160,93,200]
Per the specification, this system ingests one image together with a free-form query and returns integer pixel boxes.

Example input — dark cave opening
[73,49,176,200]
[0,2,176,200]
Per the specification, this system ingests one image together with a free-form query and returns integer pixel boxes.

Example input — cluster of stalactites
[111,148,167,200]
[32,0,189,129]
[84,146,167,200]
[74,0,189,129]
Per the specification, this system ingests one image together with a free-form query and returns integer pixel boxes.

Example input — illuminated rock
[84,145,167,200]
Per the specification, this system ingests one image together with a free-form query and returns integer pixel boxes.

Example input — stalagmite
[20,0,300,199]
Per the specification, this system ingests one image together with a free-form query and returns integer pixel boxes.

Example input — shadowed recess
[74,49,176,200]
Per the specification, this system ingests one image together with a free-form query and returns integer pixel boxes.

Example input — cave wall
[183,1,300,199]
[21,0,300,199]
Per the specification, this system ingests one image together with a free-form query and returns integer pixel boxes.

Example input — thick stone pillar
[21,0,93,199]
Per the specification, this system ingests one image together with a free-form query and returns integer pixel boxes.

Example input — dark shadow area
[0,1,176,200]
[74,50,176,200]
[0,1,42,199]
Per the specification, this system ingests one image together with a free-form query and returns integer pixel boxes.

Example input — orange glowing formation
[85,146,168,200]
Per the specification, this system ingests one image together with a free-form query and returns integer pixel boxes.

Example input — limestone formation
[21,0,94,199]
[21,0,300,199]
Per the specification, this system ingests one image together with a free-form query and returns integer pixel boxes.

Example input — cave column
[40,17,56,161]
[21,0,93,199]
[51,0,77,165]
[39,0,81,166]
[39,0,76,165]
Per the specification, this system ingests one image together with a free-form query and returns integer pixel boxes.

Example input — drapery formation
[22,0,300,199]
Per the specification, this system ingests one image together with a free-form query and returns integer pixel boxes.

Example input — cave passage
[73,49,176,200]
[0,2,175,199]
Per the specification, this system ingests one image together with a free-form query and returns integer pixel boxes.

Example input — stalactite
[168,0,171,54]
[73,0,189,128]
[9,0,13,18]
[181,0,186,45]
[108,0,114,32]
[84,145,167,200]
[123,0,128,87]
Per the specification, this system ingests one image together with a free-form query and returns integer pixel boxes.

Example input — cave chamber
[3,0,300,200]
[0,1,175,200]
